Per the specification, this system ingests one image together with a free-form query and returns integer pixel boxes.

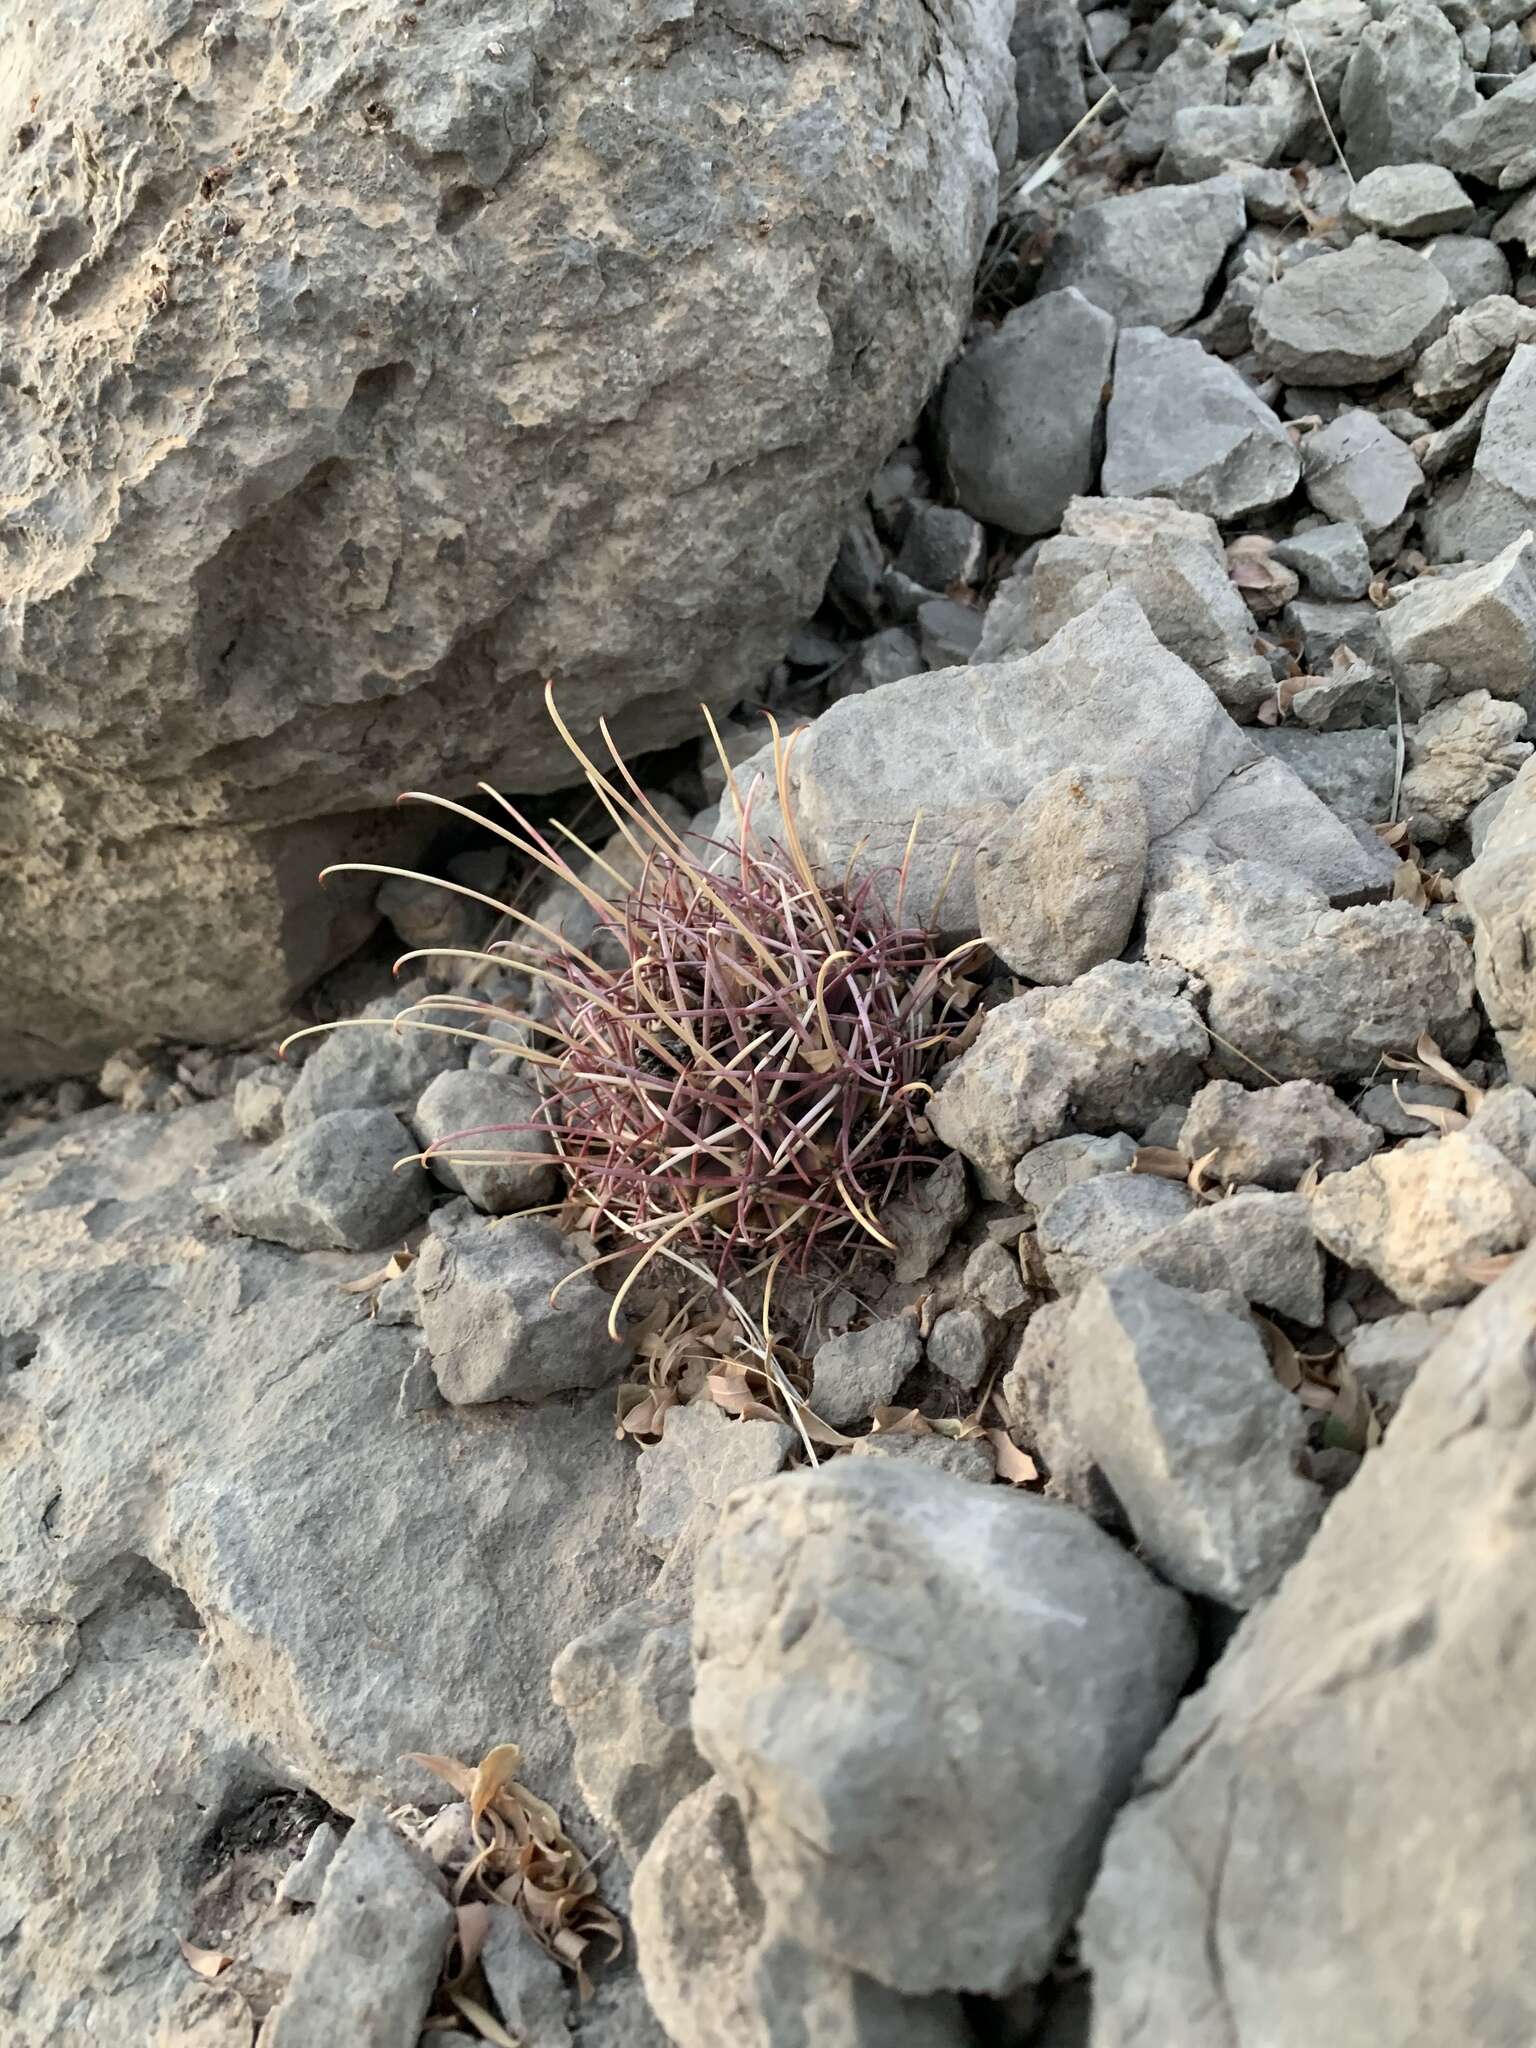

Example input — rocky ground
[6,0,1536,2044]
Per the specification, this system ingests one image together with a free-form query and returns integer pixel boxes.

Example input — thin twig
[1291,31,1353,187]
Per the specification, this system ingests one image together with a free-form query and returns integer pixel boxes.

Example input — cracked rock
[1412,296,1536,415]
[1458,755,1536,1085]
[1127,1189,1327,1325]
[1178,1078,1383,1188]
[1252,237,1452,385]
[1399,690,1532,842]
[1340,0,1478,173]
[1433,66,1536,190]
[1038,176,1247,332]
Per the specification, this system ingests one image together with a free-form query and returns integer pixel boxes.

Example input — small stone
[938,289,1117,539]
[850,1432,995,1484]
[1279,596,1384,673]
[415,1209,629,1404]
[1355,1079,1462,1137]
[1343,1308,1461,1410]
[284,994,467,1131]
[479,1910,572,2048]
[266,1810,451,2048]
[1433,66,1536,190]
[1252,238,1452,385]
[396,1345,442,1416]
[1422,345,1536,561]
[205,1108,430,1253]
[962,1240,1028,1320]
[1103,328,1301,522]
[1310,1131,1536,1307]
[917,598,983,669]
[1038,176,1247,333]
[1420,235,1513,313]
[1467,1085,1536,1182]
[635,1402,794,1559]
[926,1306,996,1389]
[1340,0,1478,174]
[879,1154,970,1284]
[377,870,493,955]
[233,1065,298,1142]
[1252,729,1397,824]
[1038,1175,1197,1297]
[974,766,1148,986]
[1379,534,1536,715]
[1003,1299,1119,1521]
[1157,103,1292,184]
[410,1066,558,1215]
[895,505,986,591]
[1014,1133,1139,1224]
[1458,755,1536,1085]
[829,627,923,704]
[810,1319,922,1428]
[1013,0,1088,156]
[1128,1188,1327,1325]
[1399,690,1532,842]
[1068,1268,1325,1607]
[1120,39,1232,165]
[1272,521,1373,600]
[1414,295,1536,419]
[1301,410,1424,536]
[1344,163,1475,238]
[1179,1078,1383,1188]
[277,1822,343,1909]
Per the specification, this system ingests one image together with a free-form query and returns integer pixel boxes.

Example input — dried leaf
[704,1370,783,1424]
[1367,575,1392,609]
[402,1752,478,1799]
[1413,1032,1486,1112]
[1130,1145,1191,1182]
[452,1901,492,1979]
[1256,1315,1303,1393]
[1295,1161,1321,1199]
[985,1429,1039,1485]
[1463,1252,1519,1285]
[177,1938,233,1980]
[448,1990,522,2046]
[797,1407,858,1450]
[1256,694,1282,726]
[869,1405,932,1436]
[1188,1148,1222,1198]
[471,1745,524,1827]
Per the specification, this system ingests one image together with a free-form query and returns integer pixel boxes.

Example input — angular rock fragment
[284,995,467,1131]
[1340,0,1477,173]
[1253,729,1397,824]
[1038,177,1247,332]
[410,1066,557,1215]
[1179,1078,1383,1188]
[1272,521,1372,600]
[1015,1132,1139,1221]
[1301,409,1424,536]
[1103,328,1301,521]
[975,766,1148,984]
[1252,238,1452,385]
[1128,1188,1327,1325]
[635,1403,794,1559]
[1344,162,1475,238]
[1434,66,1536,190]
[206,1107,431,1253]
[1457,755,1536,1085]
[1399,690,1531,842]
[1412,295,1536,415]
[1379,534,1536,714]
[810,1319,923,1429]
[1422,345,1536,560]
[1037,1175,1197,1296]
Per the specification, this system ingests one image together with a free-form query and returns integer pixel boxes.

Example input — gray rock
[551,1597,707,1872]
[635,1403,794,1560]
[1340,0,1478,173]
[1002,1299,1120,1520]
[1279,597,1384,673]
[810,1319,923,1428]
[481,1908,571,2048]
[1344,162,1476,238]
[926,1305,997,1388]
[1144,854,1478,1081]
[1146,749,1397,901]
[1399,690,1532,842]
[972,561,1036,664]
[1457,755,1536,1084]
[829,628,924,703]
[1310,1131,1536,1307]
[1269,654,1396,733]
[895,505,987,592]
[930,962,1210,1198]
[1014,0,1088,156]
[1420,234,1513,312]
[0,0,1017,1084]
[1343,1307,1460,1410]
[1157,103,1292,184]
[1081,1246,1536,2047]
[1120,41,1233,166]
[917,598,984,669]
[962,1239,1029,1319]
[1252,237,1453,385]
[1379,535,1536,714]
[277,1820,343,1908]
[849,1432,995,1484]
[1127,1188,1327,1325]
[1422,345,1536,560]
[1179,1078,1383,1187]
[1015,1132,1139,1220]
[205,1106,430,1252]
[938,289,1117,538]
[783,593,1392,942]
[1272,521,1373,600]
[284,995,467,1132]
[1434,65,1536,189]
[691,1462,1196,1996]
[879,1153,971,1284]
[975,766,1148,984]
[631,1783,972,2048]
[267,1811,451,2048]
[233,1065,299,1143]
[377,870,494,957]
[409,1066,557,1215]
[1068,1269,1325,1607]
[1029,497,1274,716]
[1413,295,1536,415]
[1038,1175,1197,1296]
[1468,1084,1536,1182]
[1038,176,1247,332]
[1103,328,1301,522]
[1252,728,1397,823]
[416,1209,628,1404]
[1301,409,1424,536]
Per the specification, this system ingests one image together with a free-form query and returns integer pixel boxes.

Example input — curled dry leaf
[1130,1145,1191,1183]
[1384,1034,1485,1115]
[177,1937,233,1980]
[985,1429,1039,1486]
[1463,1252,1519,1286]
[447,1990,521,2045]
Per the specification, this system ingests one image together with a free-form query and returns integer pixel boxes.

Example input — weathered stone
[1037,1176,1197,1297]
[1301,410,1423,536]
[1103,328,1301,522]
[849,1431,995,1484]
[930,962,1210,1198]
[284,995,467,1131]
[1343,1307,1461,1410]
[691,1463,1196,1996]
[1421,234,1514,311]
[962,1239,1029,1319]
[1379,536,1536,714]
[1015,1133,1139,1220]
[1082,1247,1536,2047]
[1144,854,1477,1081]
[1179,1078,1382,1188]
[1340,0,1478,172]
[1468,1084,1536,1182]
[1252,728,1396,824]
[635,1403,794,1560]
[1067,1269,1324,1607]
[1413,295,1536,415]
[0,0,1016,1083]
[1038,176,1247,332]
[631,1783,972,2048]
[879,1154,971,1284]
[1279,596,1384,673]
[925,1305,996,1388]
[234,1064,299,1143]
[1029,498,1274,716]
[917,598,983,669]
[1253,238,1452,384]
[409,1066,557,1215]
[1434,65,1536,189]
[1157,103,1292,184]
[1272,521,1372,600]
[975,766,1148,984]
[1128,1189,1327,1325]
[1422,345,1536,560]
[938,289,1117,538]
[1310,1132,1536,1307]
[810,1319,923,1428]
[1457,756,1536,1085]
[895,505,987,593]
[480,1908,571,2048]
[267,1811,451,2048]
[204,1106,430,1253]
[1014,0,1088,156]
[1003,1300,1120,1521]
[1344,162,1475,238]
[416,1209,628,1404]
[1399,690,1532,842]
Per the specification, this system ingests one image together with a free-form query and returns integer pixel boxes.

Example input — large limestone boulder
[0,0,1015,1080]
